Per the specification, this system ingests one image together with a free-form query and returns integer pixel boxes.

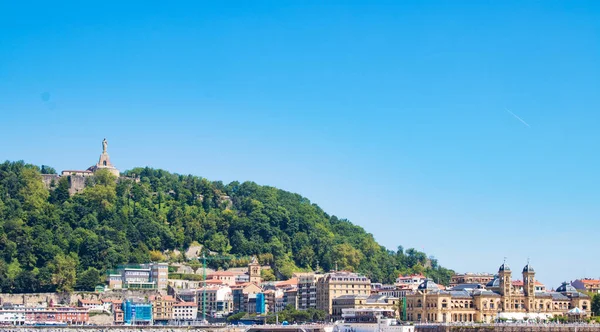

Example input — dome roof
[417,278,440,292]
[499,263,510,272]
[486,277,500,288]
[522,264,534,273]
[556,282,577,293]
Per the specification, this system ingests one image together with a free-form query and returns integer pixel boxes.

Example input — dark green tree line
[0,161,453,293]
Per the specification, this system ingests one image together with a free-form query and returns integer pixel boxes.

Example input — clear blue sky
[1,0,599,288]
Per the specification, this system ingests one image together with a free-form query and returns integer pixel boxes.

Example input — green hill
[0,160,453,293]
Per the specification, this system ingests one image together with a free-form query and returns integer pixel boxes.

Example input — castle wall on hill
[0,289,164,307]
[40,174,60,189]
[67,175,87,195]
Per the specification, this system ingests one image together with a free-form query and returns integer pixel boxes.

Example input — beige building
[332,294,399,320]
[406,262,591,323]
[317,271,371,316]
[150,294,175,322]
[450,273,495,287]
[207,271,236,286]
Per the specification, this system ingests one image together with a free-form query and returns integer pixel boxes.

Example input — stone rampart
[0,289,164,306]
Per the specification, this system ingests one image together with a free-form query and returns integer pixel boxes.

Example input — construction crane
[198,253,252,322]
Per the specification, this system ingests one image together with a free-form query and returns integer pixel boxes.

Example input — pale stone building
[316,271,371,316]
[332,294,399,320]
[406,262,591,323]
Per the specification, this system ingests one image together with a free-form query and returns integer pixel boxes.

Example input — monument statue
[102,138,108,154]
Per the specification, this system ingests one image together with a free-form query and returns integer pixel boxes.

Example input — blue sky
[1,0,599,288]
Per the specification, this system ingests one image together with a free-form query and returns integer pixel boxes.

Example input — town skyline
[2,0,600,290]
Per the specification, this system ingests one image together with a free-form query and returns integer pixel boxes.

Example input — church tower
[523,261,535,311]
[498,260,511,311]
[248,256,261,284]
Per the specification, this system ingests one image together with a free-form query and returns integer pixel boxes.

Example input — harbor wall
[416,325,600,332]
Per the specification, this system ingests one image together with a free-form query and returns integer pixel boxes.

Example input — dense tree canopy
[0,161,453,293]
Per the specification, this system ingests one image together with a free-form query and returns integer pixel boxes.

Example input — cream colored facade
[406,262,590,323]
[316,271,371,316]
[332,294,399,320]
[150,294,175,321]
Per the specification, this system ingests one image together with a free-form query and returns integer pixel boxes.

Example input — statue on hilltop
[102,138,108,154]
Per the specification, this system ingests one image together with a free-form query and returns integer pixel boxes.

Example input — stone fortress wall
[0,289,164,307]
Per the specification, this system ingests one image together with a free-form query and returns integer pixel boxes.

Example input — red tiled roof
[276,278,298,287]
[79,299,102,305]
[582,279,600,285]
[149,295,175,301]
[208,271,235,277]
[205,279,224,285]
[174,302,198,307]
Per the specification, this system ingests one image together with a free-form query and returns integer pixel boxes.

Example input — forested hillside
[0,161,453,293]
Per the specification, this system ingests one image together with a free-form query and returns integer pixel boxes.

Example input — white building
[0,310,25,325]
[395,274,426,291]
[173,302,198,321]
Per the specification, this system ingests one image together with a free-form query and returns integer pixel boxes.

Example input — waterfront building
[149,294,175,322]
[316,271,371,316]
[232,282,262,313]
[405,262,591,323]
[332,294,399,320]
[297,273,323,310]
[123,299,153,325]
[173,302,198,321]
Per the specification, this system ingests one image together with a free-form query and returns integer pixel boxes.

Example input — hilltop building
[107,263,168,290]
[42,138,126,195]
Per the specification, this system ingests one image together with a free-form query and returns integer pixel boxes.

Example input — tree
[75,267,101,291]
[261,269,276,281]
[50,253,78,293]
[592,294,600,316]
[40,165,57,174]
[227,312,247,321]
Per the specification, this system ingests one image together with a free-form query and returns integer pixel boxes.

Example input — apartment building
[572,279,600,294]
[316,271,371,316]
[149,294,175,322]
[297,273,323,310]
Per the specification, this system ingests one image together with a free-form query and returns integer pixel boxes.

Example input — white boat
[333,308,414,332]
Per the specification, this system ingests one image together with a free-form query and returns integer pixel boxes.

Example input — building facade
[107,263,168,290]
[173,302,198,321]
[450,273,495,287]
[316,271,371,316]
[332,294,399,320]
[297,273,323,310]
[572,279,600,294]
[150,294,175,322]
[406,262,591,323]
